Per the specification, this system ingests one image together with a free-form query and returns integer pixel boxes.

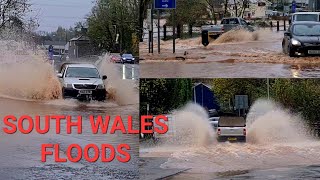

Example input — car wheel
[288,46,296,57]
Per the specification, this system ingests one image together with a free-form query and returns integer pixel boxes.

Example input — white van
[291,12,320,22]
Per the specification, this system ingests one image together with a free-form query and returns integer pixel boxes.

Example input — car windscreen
[218,117,246,127]
[294,14,318,21]
[123,54,133,57]
[65,67,100,78]
[293,24,320,36]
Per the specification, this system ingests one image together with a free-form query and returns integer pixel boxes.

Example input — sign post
[235,95,249,116]
[147,9,152,53]
[154,0,176,53]
[292,1,296,13]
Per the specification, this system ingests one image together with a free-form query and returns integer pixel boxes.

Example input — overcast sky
[29,0,95,32]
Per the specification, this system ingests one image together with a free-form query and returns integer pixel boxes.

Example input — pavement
[139,157,190,180]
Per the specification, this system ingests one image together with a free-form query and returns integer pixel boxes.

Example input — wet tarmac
[0,98,139,179]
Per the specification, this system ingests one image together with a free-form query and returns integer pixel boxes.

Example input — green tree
[140,79,192,115]
[87,0,139,55]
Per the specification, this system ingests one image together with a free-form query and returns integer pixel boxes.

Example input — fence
[142,19,293,42]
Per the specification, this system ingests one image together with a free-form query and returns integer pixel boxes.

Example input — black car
[121,54,135,64]
[282,21,320,57]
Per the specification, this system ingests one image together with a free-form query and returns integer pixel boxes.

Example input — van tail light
[243,128,246,136]
[217,128,221,135]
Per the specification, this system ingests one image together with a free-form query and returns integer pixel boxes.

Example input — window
[229,18,239,24]
[221,19,229,24]
[65,67,100,78]
[240,19,247,25]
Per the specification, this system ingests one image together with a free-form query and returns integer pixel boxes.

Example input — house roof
[70,35,90,41]
[193,82,212,89]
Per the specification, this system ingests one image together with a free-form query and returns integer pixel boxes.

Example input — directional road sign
[154,0,176,9]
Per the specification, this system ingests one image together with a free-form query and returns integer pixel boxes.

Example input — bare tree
[0,0,31,29]
[205,0,223,24]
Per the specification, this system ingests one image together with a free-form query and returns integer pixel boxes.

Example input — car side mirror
[57,73,63,78]
[102,75,107,80]
[284,32,291,36]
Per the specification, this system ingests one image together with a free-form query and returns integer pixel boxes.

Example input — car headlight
[97,84,105,89]
[132,58,135,60]
[64,83,73,88]
[291,38,301,46]
[123,58,126,60]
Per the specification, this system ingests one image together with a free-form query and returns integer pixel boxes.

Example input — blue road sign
[154,0,176,9]
[292,1,296,13]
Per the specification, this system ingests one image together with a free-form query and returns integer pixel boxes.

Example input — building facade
[308,0,320,11]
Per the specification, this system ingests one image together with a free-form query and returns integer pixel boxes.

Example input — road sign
[154,0,176,9]
[292,1,296,13]
[235,95,249,110]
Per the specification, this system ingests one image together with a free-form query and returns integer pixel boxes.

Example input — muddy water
[140,100,320,179]
[140,29,320,78]
[0,40,139,179]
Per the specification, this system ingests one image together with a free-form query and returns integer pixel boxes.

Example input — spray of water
[98,54,138,106]
[156,103,215,147]
[213,29,259,44]
[0,38,62,100]
[246,99,312,144]
[144,99,320,173]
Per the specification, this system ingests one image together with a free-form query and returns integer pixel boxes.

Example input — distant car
[216,114,246,143]
[208,109,220,131]
[291,12,320,23]
[53,51,62,61]
[282,21,320,57]
[56,63,108,102]
[110,54,122,63]
[121,54,135,64]
[209,117,219,131]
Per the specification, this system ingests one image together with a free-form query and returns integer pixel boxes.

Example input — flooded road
[140,29,320,78]
[0,41,139,179]
[139,101,320,179]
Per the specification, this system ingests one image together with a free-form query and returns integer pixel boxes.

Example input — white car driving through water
[57,63,108,101]
[217,114,246,142]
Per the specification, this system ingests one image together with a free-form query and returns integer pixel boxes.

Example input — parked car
[121,54,135,64]
[110,54,122,63]
[216,113,246,142]
[56,63,108,102]
[282,21,320,57]
[208,109,220,131]
[201,17,255,39]
[291,12,320,22]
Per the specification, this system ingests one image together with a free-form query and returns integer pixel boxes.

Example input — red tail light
[243,128,246,136]
[217,128,221,135]
[221,27,224,32]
